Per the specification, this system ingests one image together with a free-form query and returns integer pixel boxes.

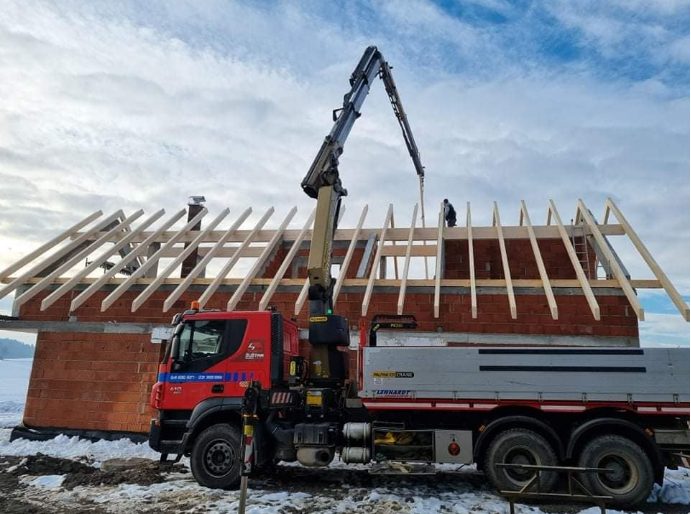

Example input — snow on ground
[0,358,688,513]
[0,358,32,427]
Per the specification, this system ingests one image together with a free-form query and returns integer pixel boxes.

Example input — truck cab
[149,309,299,457]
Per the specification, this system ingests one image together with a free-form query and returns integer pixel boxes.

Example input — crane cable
[418,174,429,279]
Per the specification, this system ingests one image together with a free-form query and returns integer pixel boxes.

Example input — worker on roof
[443,199,457,227]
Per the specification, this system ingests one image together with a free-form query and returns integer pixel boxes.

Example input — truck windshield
[175,320,225,361]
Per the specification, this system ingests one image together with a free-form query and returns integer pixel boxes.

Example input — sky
[0,0,688,346]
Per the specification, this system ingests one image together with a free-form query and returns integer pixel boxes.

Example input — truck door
[161,318,248,410]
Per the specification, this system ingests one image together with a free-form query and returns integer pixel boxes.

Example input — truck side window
[174,319,248,372]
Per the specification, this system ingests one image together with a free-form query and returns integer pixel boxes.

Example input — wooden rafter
[259,208,315,311]
[0,210,102,281]
[433,203,444,318]
[100,208,208,312]
[397,203,418,315]
[576,199,644,321]
[197,208,274,309]
[362,204,394,317]
[227,207,297,311]
[493,202,517,319]
[163,208,252,312]
[14,210,139,310]
[467,202,477,319]
[548,200,600,320]
[41,209,165,312]
[294,279,309,316]
[131,208,231,313]
[520,201,558,320]
[604,198,689,321]
[0,210,123,301]
[332,205,368,308]
[0,199,684,323]
[69,209,187,312]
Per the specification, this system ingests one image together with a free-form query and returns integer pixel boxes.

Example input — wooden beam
[390,210,399,280]
[520,200,558,320]
[294,278,309,316]
[362,204,394,317]
[433,202,444,318]
[0,210,102,280]
[40,209,165,311]
[605,198,689,321]
[577,199,644,321]
[14,210,140,310]
[69,209,187,312]
[125,223,625,245]
[197,208,274,309]
[548,200,600,320]
[259,209,315,311]
[100,208,208,312]
[332,205,368,309]
[467,202,477,319]
[163,208,252,312]
[131,209,231,312]
[0,210,123,301]
[227,207,297,311]
[493,202,517,319]
[397,204,418,315]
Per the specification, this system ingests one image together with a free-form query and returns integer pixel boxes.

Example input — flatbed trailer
[360,346,689,409]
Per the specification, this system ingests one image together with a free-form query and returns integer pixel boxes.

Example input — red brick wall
[24,332,161,434]
[444,239,597,280]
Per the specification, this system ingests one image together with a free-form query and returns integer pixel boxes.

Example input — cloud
[0,1,687,344]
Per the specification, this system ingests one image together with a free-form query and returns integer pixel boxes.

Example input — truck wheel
[484,428,558,493]
[190,424,242,489]
[577,435,653,507]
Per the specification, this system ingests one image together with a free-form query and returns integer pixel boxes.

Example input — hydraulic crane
[300,46,426,374]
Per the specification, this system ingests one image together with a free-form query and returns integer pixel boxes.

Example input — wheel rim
[203,438,236,477]
[596,453,639,494]
[503,446,538,485]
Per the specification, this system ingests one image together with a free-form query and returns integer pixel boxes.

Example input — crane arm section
[301,46,425,319]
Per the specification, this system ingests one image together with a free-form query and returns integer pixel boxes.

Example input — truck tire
[190,424,242,489]
[577,435,653,507]
[484,428,558,493]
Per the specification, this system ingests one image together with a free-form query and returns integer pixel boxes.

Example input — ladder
[570,224,592,279]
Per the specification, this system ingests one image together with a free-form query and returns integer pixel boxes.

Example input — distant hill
[0,338,34,359]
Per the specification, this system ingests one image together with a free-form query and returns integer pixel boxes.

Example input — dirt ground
[0,454,687,514]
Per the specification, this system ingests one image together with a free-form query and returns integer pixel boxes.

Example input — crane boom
[302,46,426,327]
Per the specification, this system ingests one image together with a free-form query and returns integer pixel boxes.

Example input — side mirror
[171,313,182,326]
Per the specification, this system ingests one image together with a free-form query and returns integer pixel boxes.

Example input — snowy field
[0,358,32,428]
[0,359,688,513]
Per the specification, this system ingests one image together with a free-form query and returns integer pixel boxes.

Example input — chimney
[181,196,205,278]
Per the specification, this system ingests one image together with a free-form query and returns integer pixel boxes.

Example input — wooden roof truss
[1,198,688,322]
